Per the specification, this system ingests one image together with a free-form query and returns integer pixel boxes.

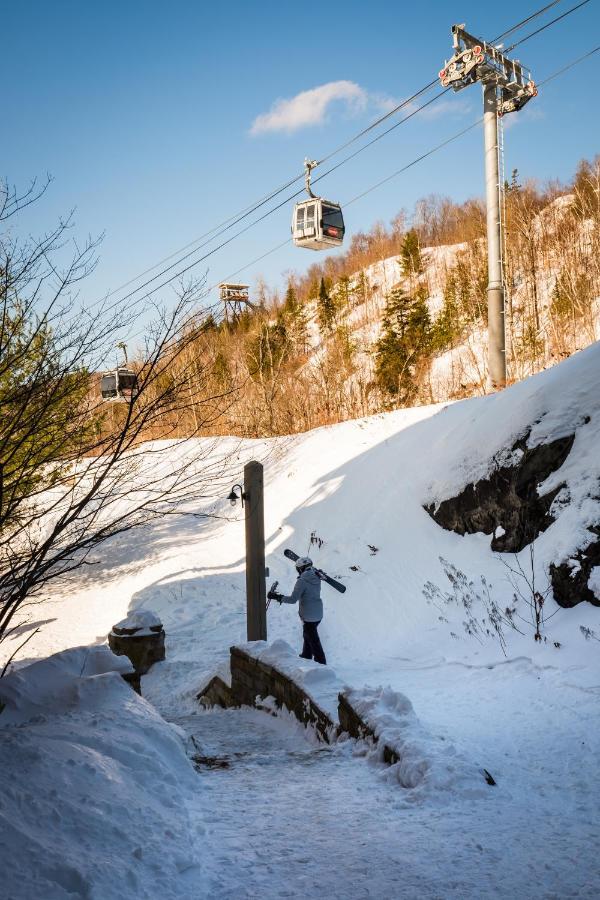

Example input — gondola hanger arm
[116,341,128,365]
[304,158,318,198]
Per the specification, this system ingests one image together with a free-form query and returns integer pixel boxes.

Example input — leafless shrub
[423,557,522,656]
[497,544,558,643]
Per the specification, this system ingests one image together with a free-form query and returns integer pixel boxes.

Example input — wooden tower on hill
[219,283,254,323]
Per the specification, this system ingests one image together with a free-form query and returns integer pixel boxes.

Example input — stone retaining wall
[338,692,400,764]
[198,648,494,787]
[198,647,336,744]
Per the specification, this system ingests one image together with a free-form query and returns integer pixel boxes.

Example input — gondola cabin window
[322,203,344,239]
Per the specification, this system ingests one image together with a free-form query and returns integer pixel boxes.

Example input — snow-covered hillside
[299,194,600,407]
[1,343,600,898]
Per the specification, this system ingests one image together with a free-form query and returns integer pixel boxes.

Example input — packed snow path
[175,705,597,899]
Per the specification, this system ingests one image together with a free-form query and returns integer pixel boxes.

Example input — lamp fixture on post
[225,464,267,642]
[227,484,245,507]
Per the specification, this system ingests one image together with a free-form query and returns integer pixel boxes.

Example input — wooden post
[244,460,267,641]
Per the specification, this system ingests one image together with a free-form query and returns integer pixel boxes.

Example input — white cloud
[250,80,368,135]
[249,81,474,137]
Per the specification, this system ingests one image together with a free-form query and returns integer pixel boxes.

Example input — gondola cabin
[292,198,345,251]
[100,368,138,402]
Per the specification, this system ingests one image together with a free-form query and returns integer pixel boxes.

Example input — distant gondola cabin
[100,368,138,402]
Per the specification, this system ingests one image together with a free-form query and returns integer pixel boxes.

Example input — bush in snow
[423,557,521,655]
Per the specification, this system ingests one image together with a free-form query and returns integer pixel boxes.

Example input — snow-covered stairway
[172,699,516,899]
[171,704,414,898]
[198,640,344,737]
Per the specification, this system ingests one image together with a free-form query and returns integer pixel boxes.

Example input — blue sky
[4,0,599,322]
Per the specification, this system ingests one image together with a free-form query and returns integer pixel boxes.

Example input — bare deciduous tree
[0,181,240,652]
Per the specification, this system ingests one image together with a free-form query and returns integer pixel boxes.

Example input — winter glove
[267,590,283,602]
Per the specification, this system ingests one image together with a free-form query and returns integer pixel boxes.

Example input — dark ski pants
[300,620,327,665]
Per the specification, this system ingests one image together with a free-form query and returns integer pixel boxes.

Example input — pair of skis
[267,548,346,610]
[282,549,346,593]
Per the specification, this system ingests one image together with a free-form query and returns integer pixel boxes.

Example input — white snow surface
[2,344,600,897]
[0,647,204,899]
[343,684,486,796]
[112,608,163,636]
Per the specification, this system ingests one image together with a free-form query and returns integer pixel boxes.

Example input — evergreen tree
[400,229,423,276]
[0,298,92,534]
[282,280,308,353]
[375,285,431,401]
[317,277,336,333]
[335,275,351,307]
[505,168,521,193]
[356,270,370,307]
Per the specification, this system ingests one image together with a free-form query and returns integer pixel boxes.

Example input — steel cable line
[492,0,564,43]
[93,84,445,312]
[90,2,590,337]
[206,121,483,294]
[96,2,575,313]
[109,88,463,313]
[98,175,304,300]
[536,43,599,83]
[201,43,600,314]
[506,0,593,52]
[108,82,446,309]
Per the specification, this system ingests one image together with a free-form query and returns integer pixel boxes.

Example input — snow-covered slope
[2,343,600,897]
[300,196,599,406]
[4,341,600,703]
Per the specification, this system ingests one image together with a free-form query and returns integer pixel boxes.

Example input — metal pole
[244,460,267,641]
[483,81,506,390]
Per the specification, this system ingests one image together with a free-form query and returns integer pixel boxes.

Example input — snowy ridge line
[200,640,494,798]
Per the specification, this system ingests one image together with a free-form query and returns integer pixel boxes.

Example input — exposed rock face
[426,432,575,553]
[550,527,600,608]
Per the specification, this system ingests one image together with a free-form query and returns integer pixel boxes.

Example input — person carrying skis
[268,556,327,665]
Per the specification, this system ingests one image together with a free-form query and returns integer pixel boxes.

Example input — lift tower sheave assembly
[439,24,537,390]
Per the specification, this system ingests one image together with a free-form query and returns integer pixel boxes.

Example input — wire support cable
[95,1,576,312]
[205,42,600,319]
[506,0,593,52]
[94,1,595,320]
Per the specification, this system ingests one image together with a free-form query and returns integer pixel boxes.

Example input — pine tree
[317,277,336,333]
[504,168,521,193]
[356,270,370,307]
[400,229,423,276]
[375,285,431,401]
[0,299,92,533]
[282,280,308,353]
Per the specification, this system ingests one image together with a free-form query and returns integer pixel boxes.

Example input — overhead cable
[98,1,593,312]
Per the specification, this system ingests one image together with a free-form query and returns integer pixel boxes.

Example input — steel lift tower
[439,25,537,389]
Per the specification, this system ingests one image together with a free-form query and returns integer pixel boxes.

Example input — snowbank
[0,646,204,900]
[0,343,599,896]
[344,685,489,798]
[236,641,489,800]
